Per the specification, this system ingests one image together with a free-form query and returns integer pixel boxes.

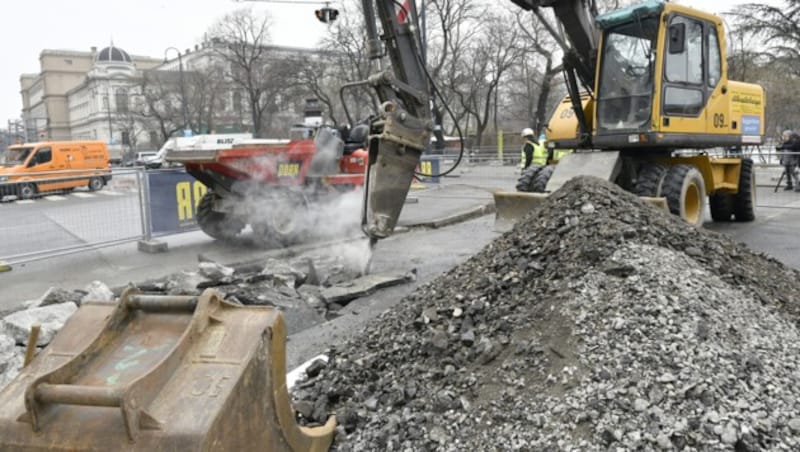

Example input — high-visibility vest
[520,140,547,168]
[553,148,573,160]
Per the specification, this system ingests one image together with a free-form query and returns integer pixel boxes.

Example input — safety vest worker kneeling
[520,128,548,169]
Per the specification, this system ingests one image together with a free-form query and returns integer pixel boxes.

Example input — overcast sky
[0,0,765,123]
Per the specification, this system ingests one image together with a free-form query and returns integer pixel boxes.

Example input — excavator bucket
[493,191,548,232]
[493,190,670,232]
[0,288,335,451]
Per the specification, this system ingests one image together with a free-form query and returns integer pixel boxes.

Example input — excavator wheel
[709,192,735,222]
[197,192,244,241]
[663,164,706,227]
[733,158,756,222]
[530,165,556,193]
[634,163,668,197]
[516,164,543,192]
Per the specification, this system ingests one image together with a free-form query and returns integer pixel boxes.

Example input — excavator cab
[595,11,658,136]
[547,1,764,150]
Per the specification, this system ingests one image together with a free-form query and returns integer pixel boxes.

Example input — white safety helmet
[521,128,534,137]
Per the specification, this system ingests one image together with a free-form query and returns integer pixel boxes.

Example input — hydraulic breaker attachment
[0,288,336,452]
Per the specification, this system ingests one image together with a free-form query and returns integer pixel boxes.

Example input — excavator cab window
[596,17,658,132]
[662,15,706,116]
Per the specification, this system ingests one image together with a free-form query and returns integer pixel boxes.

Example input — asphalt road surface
[0,188,141,261]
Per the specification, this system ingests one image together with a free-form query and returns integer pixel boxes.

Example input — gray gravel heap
[293,176,800,451]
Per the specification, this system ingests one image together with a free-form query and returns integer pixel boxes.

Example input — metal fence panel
[0,168,145,265]
[144,169,207,237]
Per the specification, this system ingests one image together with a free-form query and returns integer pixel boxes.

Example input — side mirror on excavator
[668,23,685,54]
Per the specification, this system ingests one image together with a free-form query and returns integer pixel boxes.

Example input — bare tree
[208,8,293,137]
[320,1,380,123]
[291,56,341,126]
[514,11,565,136]
[424,0,484,135]
[729,1,800,75]
[133,71,184,144]
[450,12,523,146]
[183,61,229,134]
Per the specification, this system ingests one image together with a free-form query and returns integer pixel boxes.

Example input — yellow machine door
[659,14,708,135]
[702,25,731,137]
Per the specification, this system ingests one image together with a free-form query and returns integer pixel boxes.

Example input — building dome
[96,45,132,64]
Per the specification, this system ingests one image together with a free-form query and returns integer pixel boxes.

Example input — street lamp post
[165,47,190,137]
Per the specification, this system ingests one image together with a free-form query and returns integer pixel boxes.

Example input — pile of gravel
[293,176,800,450]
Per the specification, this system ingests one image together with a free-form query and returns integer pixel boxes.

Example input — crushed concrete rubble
[293,177,800,451]
[0,246,413,393]
[1,302,78,347]
[81,280,115,304]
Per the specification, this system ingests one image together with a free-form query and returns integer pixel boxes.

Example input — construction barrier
[143,169,206,237]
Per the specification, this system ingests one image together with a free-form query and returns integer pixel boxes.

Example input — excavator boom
[360,0,602,241]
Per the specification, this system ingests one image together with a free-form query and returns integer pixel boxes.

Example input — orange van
[0,141,112,199]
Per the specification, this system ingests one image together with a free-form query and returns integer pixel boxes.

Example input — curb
[406,203,496,230]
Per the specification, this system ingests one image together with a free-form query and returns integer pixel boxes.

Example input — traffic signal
[315,7,339,23]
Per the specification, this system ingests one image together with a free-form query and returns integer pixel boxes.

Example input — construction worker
[538,133,572,163]
[520,128,546,169]
[777,129,800,191]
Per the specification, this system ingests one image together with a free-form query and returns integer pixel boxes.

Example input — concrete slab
[322,270,415,304]
[137,240,168,253]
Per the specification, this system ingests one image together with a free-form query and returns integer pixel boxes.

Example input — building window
[122,131,131,146]
[116,89,129,113]
[665,16,703,85]
[233,91,242,112]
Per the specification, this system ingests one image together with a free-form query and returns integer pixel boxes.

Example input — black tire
[196,192,244,241]
[516,164,543,192]
[634,163,668,197]
[663,164,706,227]
[531,165,555,193]
[709,192,735,222]
[733,158,756,222]
[88,177,104,191]
[251,191,308,246]
[17,183,36,200]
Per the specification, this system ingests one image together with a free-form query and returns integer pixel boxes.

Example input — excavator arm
[360,0,600,242]
[358,0,432,241]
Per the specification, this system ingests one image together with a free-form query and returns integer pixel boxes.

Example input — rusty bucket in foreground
[0,288,336,451]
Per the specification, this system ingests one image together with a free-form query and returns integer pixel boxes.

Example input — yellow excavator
[0,1,764,450]
[360,0,764,237]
